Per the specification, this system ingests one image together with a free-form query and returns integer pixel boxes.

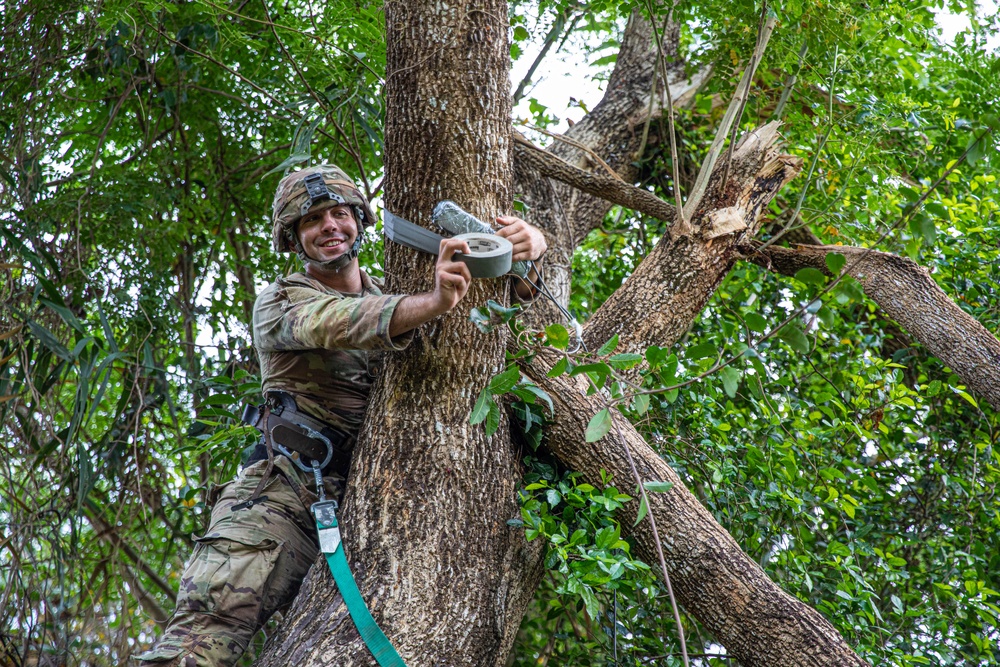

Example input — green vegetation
[1,0,998,665]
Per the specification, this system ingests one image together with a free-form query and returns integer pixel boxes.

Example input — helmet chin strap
[296,235,363,272]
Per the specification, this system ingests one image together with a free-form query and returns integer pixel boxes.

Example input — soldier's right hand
[433,237,472,312]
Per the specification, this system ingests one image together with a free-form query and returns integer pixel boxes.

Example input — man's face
[297,204,359,263]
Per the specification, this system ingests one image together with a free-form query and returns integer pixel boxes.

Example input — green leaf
[631,393,649,414]
[547,356,570,377]
[489,365,520,394]
[645,345,669,368]
[720,366,741,398]
[776,324,810,354]
[909,214,936,244]
[817,305,835,327]
[686,342,716,360]
[966,131,987,165]
[952,388,979,409]
[26,321,73,361]
[513,25,529,41]
[263,152,311,177]
[486,299,520,321]
[585,408,612,442]
[643,481,674,493]
[485,396,501,437]
[608,353,642,369]
[514,384,554,415]
[794,267,827,286]
[633,494,648,526]
[745,312,767,333]
[571,362,611,387]
[545,323,569,350]
[824,252,846,275]
[469,307,493,333]
[597,334,619,356]
[469,388,492,425]
[925,202,948,219]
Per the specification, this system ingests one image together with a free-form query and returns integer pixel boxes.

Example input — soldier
[135,165,547,667]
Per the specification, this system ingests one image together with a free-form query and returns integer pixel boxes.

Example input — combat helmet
[271,165,376,270]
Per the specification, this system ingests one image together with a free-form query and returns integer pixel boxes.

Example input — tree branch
[513,133,678,224]
[745,243,1000,411]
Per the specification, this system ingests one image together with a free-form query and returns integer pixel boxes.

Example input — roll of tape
[453,233,513,278]
[383,210,513,279]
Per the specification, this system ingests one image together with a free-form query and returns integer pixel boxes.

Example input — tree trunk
[259,6,873,667]
[747,243,1000,411]
[256,2,542,665]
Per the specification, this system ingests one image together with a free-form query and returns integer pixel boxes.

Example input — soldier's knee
[133,650,200,667]
[132,620,249,667]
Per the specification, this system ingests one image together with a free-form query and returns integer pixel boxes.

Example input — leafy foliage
[2,0,999,665]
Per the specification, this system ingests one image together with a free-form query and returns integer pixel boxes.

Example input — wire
[510,260,586,353]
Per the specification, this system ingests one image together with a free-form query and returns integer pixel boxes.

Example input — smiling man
[135,165,547,667]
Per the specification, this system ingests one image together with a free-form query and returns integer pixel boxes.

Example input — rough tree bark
[256,1,541,664]
[251,3,1000,666]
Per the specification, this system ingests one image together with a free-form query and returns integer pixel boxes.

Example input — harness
[237,391,408,666]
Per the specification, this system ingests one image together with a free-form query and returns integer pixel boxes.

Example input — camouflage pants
[134,456,345,667]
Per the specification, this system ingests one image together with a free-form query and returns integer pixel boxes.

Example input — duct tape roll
[452,233,513,278]
[383,210,513,279]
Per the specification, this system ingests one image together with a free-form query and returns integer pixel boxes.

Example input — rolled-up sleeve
[254,282,413,352]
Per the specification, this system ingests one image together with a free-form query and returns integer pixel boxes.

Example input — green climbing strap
[312,500,407,667]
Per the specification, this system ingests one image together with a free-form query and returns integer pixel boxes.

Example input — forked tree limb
[746,243,1000,411]
[513,133,678,223]
[682,14,777,220]
[583,122,802,352]
[525,352,871,667]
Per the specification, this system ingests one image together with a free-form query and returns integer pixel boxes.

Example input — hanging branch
[682,11,777,220]
[512,133,678,223]
[644,0,690,234]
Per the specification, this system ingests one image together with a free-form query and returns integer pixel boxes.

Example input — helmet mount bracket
[300,172,346,216]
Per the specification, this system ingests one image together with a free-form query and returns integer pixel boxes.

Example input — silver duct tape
[383,210,512,278]
[432,200,528,277]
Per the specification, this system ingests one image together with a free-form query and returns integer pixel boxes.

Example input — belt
[233,391,352,511]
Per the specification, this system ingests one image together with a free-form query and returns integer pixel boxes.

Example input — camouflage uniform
[136,270,413,667]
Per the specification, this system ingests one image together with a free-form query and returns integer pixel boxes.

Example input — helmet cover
[271,165,376,259]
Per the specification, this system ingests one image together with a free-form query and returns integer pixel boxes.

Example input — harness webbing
[311,500,408,667]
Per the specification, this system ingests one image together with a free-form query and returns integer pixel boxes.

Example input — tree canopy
[2,0,999,665]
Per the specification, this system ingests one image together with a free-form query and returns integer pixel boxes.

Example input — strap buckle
[311,500,342,554]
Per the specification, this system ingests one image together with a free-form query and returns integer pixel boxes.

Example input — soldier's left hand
[495,216,547,262]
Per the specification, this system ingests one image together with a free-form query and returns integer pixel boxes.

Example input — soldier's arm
[254,283,412,352]
[388,237,472,337]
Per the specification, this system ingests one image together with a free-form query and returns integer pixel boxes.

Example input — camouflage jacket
[252,270,413,434]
